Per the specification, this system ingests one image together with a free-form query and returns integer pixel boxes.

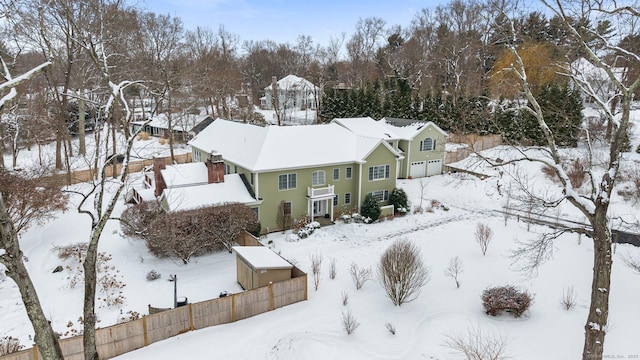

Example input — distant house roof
[232,246,293,270]
[189,119,402,172]
[161,173,259,212]
[132,114,214,133]
[188,116,215,136]
[264,74,318,92]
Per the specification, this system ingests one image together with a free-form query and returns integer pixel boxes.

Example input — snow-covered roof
[264,74,318,92]
[189,119,401,172]
[381,117,448,140]
[232,246,293,269]
[132,114,214,132]
[161,174,258,212]
[332,117,402,140]
[161,162,208,188]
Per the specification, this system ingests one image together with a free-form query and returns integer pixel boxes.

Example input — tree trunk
[582,209,612,360]
[79,95,86,156]
[82,226,102,360]
[0,196,64,360]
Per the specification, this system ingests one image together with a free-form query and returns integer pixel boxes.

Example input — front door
[312,200,326,217]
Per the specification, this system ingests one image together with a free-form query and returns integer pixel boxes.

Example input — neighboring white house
[260,75,320,112]
[569,58,627,106]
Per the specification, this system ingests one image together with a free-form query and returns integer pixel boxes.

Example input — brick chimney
[206,153,225,184]
[153,157,167,197]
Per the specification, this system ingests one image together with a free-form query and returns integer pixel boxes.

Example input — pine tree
[361,194,381,223]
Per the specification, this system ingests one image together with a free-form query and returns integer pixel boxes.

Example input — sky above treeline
[143,0,450,46]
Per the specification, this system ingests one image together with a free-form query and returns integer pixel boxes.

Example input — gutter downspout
[358,163,363,213]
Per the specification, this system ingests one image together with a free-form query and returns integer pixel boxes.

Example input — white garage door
[427,159,442,176]
[410,161,426,178]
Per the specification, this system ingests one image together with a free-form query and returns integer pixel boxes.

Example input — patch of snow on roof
[232,246,293,269]
[381,118,448,139]
[162,174,257,212]
[264,74,318,91]
[161,162,208,188]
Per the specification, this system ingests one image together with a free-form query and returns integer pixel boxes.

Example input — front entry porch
[307,185,335,225]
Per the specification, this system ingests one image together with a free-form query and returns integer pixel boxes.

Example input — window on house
[346,167,352,179]
[283,202,291,216]
[234,165,238,173]
[225,164,230,174]
[420,137,436,151]
[278,173,297,190]
[312,170,325,186]
[345,193,351,205]
[193,150,201,162]
[251,207,259,217]
[333,194,338,206]
[370,190,389,202]
[333,168,340,181]
[368,165,390,181]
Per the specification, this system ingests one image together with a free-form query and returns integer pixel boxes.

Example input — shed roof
[232,246,293,270]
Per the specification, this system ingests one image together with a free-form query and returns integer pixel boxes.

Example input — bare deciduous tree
[490,2,640,357]
[443,324,511,360]
[341,308,360,335]
[349,262,372,290]
[378,239,429,306]
[310,251,323,291]
[475,223,494,256]
[445,256,464,289]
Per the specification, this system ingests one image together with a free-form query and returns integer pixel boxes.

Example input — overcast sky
[142,0,449,47]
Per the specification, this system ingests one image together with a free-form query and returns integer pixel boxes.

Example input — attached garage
[427,159,442,176]
[410,161,426,178]
[233,246,293,290]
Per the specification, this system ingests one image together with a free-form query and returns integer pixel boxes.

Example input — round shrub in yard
[482,285,533,318]
[389,187,408,214]
[360,193,381,223]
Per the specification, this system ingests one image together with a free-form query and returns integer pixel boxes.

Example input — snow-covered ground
[2,169,640,359]
[1,108,640,359]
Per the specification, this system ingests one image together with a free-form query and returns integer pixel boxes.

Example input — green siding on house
[191,142,399,232]
[361,144,397,206]
[399,124,446,178]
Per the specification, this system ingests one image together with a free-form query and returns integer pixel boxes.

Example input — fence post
[268,282,274,311]
[231,294,237,322]
[304,275,308,300]
[142,316,148,347]
[188,304,195,331]
[33,344,38,360]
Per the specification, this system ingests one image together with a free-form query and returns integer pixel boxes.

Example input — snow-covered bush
[297,221,321,239]
[482,285,532,318]
[0,336,23,356]
[146,270,161,281]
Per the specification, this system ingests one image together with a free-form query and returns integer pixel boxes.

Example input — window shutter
[369,167,373,181]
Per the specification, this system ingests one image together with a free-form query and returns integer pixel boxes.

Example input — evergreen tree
[389,188,408,214]
[360,193,381,223]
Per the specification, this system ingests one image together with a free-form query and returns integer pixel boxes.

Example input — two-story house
[188,119,403,232]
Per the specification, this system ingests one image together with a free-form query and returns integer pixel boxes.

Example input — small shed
[232,246,293,290]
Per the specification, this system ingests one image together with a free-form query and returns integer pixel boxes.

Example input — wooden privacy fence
[1,266,307,360]
[46,153,192,186]
[445,134,503,164]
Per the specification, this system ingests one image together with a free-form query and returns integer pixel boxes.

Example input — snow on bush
[297,221,321,239]
[482,285,533,318]
[0,336,23,356]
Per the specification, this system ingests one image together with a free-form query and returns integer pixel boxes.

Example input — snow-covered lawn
[2,172,640,359]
